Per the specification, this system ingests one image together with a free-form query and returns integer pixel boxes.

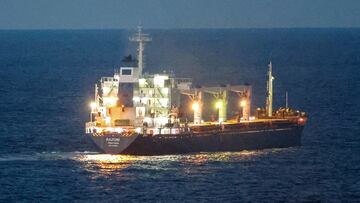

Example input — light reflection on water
[73,149,289,177]
[0,148,291,170]
[0,148,306,201]
[75,154,141,176]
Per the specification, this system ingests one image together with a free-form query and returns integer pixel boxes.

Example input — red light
[298,117,306,125]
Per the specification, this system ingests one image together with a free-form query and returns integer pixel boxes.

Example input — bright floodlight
[104,97,118,106]
[240,100,247,107]
[215,100,223,109]
[90,102,96,109]
[192,102,200,111]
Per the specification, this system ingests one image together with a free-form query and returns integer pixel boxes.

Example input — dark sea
[0,28,359,202]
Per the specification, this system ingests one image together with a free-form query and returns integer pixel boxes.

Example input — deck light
[133,96,140,102]
[215,100,223,109]
[103,97,118,106]
[192,102,200,111]
[139,78,146,87]
[240,99,247,107]
[90,102,96,110]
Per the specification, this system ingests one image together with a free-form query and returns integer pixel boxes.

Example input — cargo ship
[85,26,307,155]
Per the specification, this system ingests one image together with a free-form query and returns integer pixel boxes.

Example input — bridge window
[121,69,132,75]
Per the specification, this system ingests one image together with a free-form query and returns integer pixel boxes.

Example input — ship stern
[88,133,139,154]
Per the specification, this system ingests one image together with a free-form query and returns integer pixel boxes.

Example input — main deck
[86,116,307,137]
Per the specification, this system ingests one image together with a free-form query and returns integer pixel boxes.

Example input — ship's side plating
[89,122,304,155]
[123,126,304,156]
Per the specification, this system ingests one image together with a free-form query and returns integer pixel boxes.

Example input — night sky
[0,0,359,29]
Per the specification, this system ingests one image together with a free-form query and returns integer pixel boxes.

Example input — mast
[285,91,288,108]
[129,25,152,75]
[266,61,274,117]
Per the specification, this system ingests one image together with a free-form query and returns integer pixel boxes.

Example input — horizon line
[1,26,360,31]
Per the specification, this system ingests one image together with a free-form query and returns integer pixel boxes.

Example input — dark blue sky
[0,0,359,29]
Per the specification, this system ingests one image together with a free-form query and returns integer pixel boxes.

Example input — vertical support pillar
[242,86,252,120]
[193,91,202,124]
[218,90,227,123]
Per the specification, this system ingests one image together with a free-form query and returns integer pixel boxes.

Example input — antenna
[129,24,152,75]
[285,91,288,108]
[266,61,274,117]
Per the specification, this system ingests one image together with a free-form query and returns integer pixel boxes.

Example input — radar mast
[129,24,152,75]
[266,61,274,117]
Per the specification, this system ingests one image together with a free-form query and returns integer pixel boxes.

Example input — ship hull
[89,133,139,154]
[88,125,304,155]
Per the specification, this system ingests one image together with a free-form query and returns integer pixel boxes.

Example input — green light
[215,100,223,109]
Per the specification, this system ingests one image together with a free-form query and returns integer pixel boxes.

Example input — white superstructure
[86,26,256,135]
